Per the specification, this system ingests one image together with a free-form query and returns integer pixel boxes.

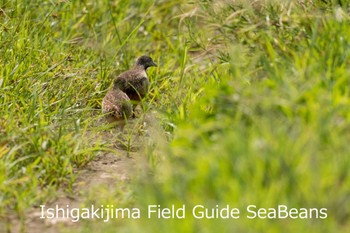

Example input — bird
[102,55,157,120]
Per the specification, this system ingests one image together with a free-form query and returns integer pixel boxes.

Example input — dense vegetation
[0,0,349,232]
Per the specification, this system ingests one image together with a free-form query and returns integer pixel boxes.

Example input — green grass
[1,0,350,232]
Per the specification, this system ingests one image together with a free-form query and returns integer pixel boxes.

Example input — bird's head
[136,56,157,70]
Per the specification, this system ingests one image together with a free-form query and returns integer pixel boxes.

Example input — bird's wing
[125,75,149,97]
[116,71,149,97]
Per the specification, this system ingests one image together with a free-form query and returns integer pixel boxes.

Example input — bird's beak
[152,61,157,67]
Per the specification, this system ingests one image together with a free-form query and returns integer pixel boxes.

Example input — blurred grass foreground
[1,0,350,232]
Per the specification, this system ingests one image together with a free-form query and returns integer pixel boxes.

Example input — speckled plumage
[102,88,132,119]
[102,56,157,120]
[115,67,149,103]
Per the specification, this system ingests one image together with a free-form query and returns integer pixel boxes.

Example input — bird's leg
[132,104,137,118]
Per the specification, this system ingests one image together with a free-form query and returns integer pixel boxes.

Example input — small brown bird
[102,55,157,120]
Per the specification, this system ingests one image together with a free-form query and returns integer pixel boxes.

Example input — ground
[2,112,160,233]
